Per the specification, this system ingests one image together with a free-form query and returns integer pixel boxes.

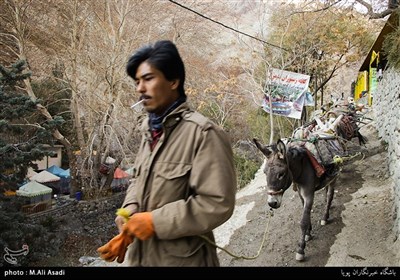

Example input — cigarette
[130,99,145,109]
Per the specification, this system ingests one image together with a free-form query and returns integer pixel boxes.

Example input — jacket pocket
[160,236,205,258]
[155,162,191,179]
[149,162,192,207]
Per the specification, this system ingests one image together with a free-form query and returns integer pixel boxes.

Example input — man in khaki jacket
[97,40,236,266]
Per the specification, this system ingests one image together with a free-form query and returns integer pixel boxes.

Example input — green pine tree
[0,60,56,191]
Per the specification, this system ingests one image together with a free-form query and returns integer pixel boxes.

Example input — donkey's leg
[321,178,336,225]
[296,190,314,261]
[297,191,311,241]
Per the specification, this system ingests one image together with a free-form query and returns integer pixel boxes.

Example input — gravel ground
[85,113,400,269]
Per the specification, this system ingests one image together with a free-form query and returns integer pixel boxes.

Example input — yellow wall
[354,71,368,102]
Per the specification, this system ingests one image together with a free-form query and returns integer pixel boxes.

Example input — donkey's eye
[277,173,285,180]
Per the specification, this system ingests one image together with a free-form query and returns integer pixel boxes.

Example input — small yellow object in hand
[116,208,130,222]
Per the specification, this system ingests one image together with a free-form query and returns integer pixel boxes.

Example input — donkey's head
[253,138,293,209]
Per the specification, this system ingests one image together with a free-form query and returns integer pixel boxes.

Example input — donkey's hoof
[296,253,305,261]
[305,235,311,242]
[321,220,327,226]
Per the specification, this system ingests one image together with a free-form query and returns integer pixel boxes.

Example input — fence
[21,200,52,215]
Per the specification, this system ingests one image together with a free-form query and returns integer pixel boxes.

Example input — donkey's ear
[253,138,272,157]
[276,139,287,158]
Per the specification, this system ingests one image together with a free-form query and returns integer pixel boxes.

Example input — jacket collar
[140,102,191,133]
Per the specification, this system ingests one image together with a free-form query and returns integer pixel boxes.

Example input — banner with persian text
[262,68,313,119]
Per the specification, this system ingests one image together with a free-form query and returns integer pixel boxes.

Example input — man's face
[135,61,180,116]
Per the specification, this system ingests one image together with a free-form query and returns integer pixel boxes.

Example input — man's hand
[115,215,127,233]
[115,205,136,233]
[97,232,133,263]
[123,212,155,240]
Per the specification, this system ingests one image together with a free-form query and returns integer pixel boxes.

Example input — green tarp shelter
[17,181,52,204]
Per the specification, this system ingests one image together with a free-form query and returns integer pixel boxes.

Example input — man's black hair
[126,40,186,98]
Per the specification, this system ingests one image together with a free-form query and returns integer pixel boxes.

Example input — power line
[168,0,287,51]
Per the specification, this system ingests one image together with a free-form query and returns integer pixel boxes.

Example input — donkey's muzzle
[267,194,282,209]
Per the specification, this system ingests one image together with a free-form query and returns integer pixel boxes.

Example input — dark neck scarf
[148,96,186,131]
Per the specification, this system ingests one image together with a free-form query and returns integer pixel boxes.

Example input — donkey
[253,138,340,261]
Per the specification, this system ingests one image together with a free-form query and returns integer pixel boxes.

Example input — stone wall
[373,68,400,238]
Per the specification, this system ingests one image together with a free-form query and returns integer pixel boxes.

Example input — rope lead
[200,208,274,260]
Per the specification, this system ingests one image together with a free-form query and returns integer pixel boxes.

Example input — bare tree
[0,0,77,194]
[53,0,160,197]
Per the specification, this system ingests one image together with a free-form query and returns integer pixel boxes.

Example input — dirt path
[86,115,399,268]
[215,120,400,267]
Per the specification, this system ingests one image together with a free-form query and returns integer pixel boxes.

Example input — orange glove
[97,232,133,263]
[123,212,155,241]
